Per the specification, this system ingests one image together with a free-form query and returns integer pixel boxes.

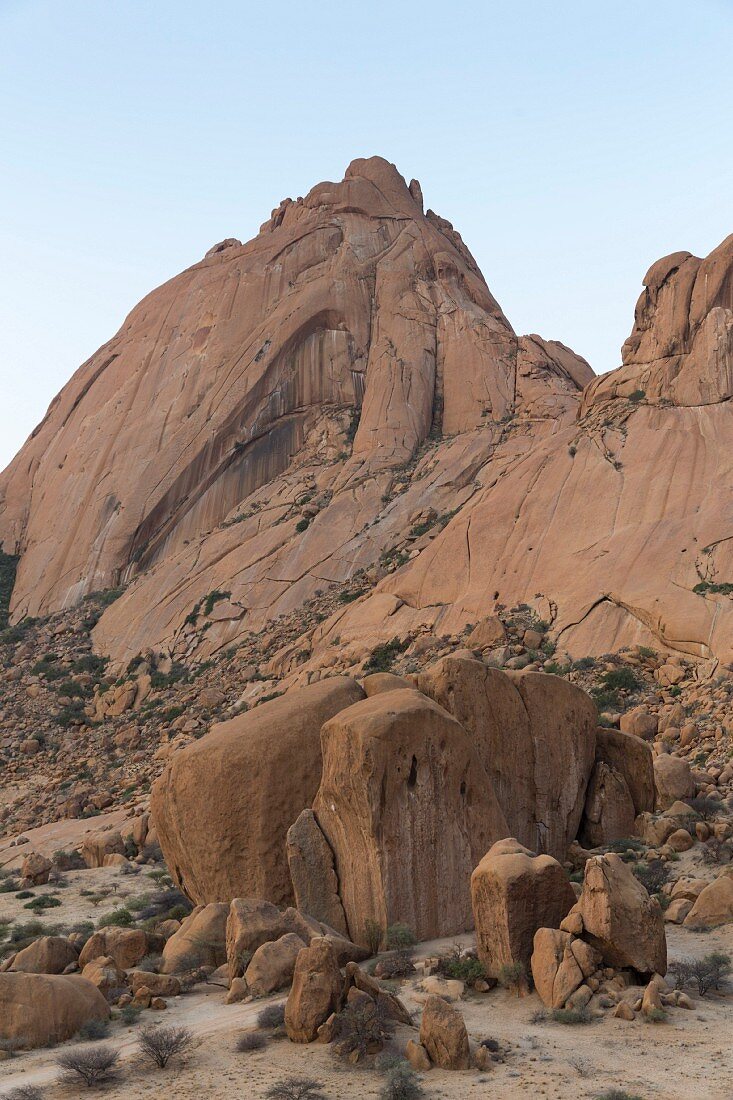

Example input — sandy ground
[0,863,163,930]
[1,921,731,1100]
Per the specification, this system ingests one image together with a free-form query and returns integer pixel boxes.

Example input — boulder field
[151,657,631,945]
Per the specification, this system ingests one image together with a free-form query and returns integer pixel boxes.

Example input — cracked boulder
[151,677,364,906]
[313,687,508,944]
[418,658,596,858]
[471,839,576,979]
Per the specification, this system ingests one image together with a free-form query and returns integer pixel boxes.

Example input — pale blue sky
[1,0,732,470]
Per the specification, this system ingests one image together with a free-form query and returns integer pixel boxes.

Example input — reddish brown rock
[594,726,655,816]
[313,688,508,944]
[419,994,470,1070]
[160,903,228,973]
[78,928,149,971]
[151,677,364,906]
[286,809,348,936]
[576,853,666,975]
[285,937,343,1043]
[471,839,575,979]
[579,761,636,848]
[244,932,307,996]
[417,658,596,858]
[11,936,79,975]
[0,973,110,1048]
[654,754,695,809]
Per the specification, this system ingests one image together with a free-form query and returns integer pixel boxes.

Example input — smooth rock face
[151,677,364,905]
[286,809,348,936]
[285,937,343,1043]
[471,839,576,979]
[10,936,78,975]
[313,688,508,944]
[0,972,110,1049]
[577,853,666,975]
[160,903,228,973]
[419,994,470,1070]
[418,659,596,858]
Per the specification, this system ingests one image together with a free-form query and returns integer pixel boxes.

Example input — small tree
[333,998,393,1061]
[138,1024,193,1068]
[56,1046,120,1088]
[692,952,732,996]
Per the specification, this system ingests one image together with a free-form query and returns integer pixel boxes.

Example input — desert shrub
[686,796,721,821]
[257,1002,286,1030]
[119,1003,142,1025]
[632,860,667,896]
[550,1006,591,1024]
[377,948,415,979]
[596,1092,644,1100]
[385,923,416,950]
[5,1087,45,1100]
[76,1018,110,1041]
[14,890,33,899]
[56,1045,120,1087]
[380,1062,423,1100]
[692,952,731,995]
[644,1006,667,1023]
[598,667,639,692]
[364,918,384,955]
[667,956,696,990]
[436,946,487,984]
[363,637,410,674]
[236,1031,267,1052]
[265,1080,326,1100]
[138,1024,193,1068]
[97,907,133,928]
[498,961,525,990]
[23,895,61,912]
[333,998,393,1061]
[295,518,310,533]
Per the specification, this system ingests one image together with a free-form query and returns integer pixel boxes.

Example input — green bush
[364,637,410,673]
[97,908,133,928]
[24,895,61,912]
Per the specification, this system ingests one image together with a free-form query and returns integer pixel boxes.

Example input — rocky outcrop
[151,677,364,905]
[313,688,508,944]
[579,761,636,848]
[0,973,110,1049]
[654,754,696,810]
[471,839,576,979]
[418,658,596,858]
[594,727,655,816]
[419,994,470,1070]
[244,932,306,996]
[78,928,149,971]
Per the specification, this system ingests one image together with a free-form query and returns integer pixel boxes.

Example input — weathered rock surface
[594,726,655,816]
[313,688,508,944]
[471,839,575,978]
[419,994,470,1070]
[285,937,343,1043]
[418,659,596,858]
[576,853,666,974]
[654,754,696,809]
[286,809,348,936]
[11,936,79,975]
[579,761,636,848]
[152,677,364,905]
[78,928,149,971]
[160,903,228,973]
[683,872,733,929]
[0,972,110,1048]
[244,932,306,996]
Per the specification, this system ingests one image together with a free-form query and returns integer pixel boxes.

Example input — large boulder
[285,937,343,1043]
[160,903,228,973]
[594,726,655,815]
[11,936,79,975]
[20,851,52,886]
[683,872,733,929]
[226,898,291,982]
[286,809,348,936]
[79,828,125,868]
[0,973,110,1049]
[419,994,470,1070]
[654,754,695,809]
[313,688,508,944]
[245,932,307,996]
[471,839,576,979]
[151,677,364,906]
[576,853,666,975]
[81,956,126,999]
[579,762,636,848]
[78,927,149,971]
[417,658,596,858]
